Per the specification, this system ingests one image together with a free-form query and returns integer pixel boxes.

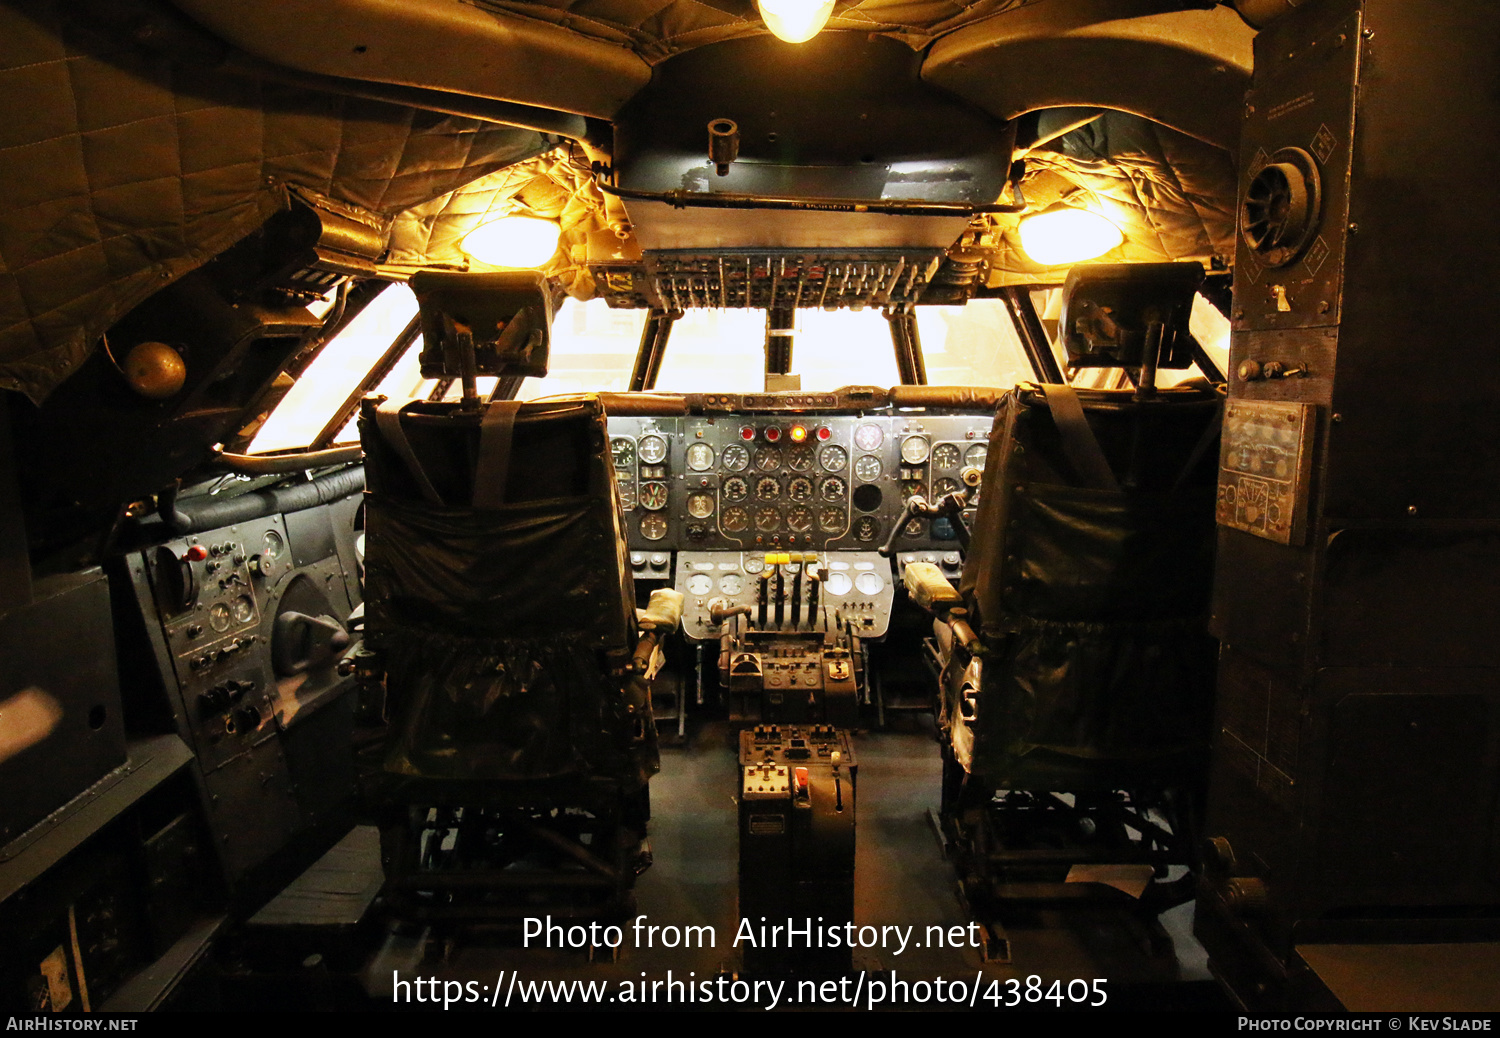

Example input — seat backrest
[952,383,1222,789]
[961,384,1222,631]
[359,394,650,785]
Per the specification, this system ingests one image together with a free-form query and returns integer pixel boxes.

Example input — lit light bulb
[757,0,835,43]
[460,216,561,268]
[1018,207,1124,267]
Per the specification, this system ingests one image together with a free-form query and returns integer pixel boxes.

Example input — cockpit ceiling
[0,0,545,403]
[981,109,1237,286]
[0,0,1245,402]
[471,0,1061,62]
[386,150,612,300]
[388,111,1235,304]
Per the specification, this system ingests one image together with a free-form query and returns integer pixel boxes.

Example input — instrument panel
[609,411,992,556]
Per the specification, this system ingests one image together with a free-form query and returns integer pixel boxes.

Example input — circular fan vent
[1241,147,1322,268]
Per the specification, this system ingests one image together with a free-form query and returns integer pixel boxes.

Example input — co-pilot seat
[909,262,1223,917]
[358,270,681,925]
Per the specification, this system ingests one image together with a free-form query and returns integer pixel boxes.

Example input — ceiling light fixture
[460,216,561,269]
[1018,205,1124,267]
[757,0,835,43]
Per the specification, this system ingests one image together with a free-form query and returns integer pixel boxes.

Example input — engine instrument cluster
[610,411,991,556]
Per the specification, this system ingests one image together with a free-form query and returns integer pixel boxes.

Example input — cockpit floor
[263,715,1228,1011]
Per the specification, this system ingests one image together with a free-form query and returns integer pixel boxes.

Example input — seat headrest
[1058,261,1203,370]
[411,270,554,379]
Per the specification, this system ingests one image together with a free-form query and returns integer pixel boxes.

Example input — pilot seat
[905,262,1223,933]
[357,270,681,926]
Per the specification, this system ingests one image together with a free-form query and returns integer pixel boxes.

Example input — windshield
[247,285,1231,452]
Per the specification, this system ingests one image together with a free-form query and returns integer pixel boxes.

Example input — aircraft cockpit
[1,0,1498,1017]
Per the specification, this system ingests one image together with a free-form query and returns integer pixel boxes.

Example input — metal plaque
[1216,399,1316,545]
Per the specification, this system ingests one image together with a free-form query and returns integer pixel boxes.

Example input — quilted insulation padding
[982,109,1239,286]
[387,148,610,300]
[0,0,545,404]
[472,0,1045,62]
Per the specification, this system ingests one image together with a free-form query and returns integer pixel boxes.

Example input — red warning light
[764,426,782,442]
[816,426,832,441]
[740,426,755,441]
[184,545,208,561]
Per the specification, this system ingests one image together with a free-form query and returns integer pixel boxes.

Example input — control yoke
[878,464,983,557]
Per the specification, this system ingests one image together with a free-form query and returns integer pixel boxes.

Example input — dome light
[1018,206,1124,267]
[757,0,835,43]
[460,216,561,268]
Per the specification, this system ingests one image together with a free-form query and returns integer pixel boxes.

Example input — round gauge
[686,573,713,596]
[232,595,254,624]
[786,505,813,532]
[639,481,669,510]
[756,477,781,501]
[755,506,780,532]
[687,492,715,519]
[721,506,750,533]
[720,574,744,595]
[638,434,668,464]
[902,481,927,502]
[901,435,931,465]
[208,602,231,632]
[965,443,989,468]
[819,506,845,532]
[611,437,636,466]
[818,444,847,472]
[932,443,962,469]
[722,444,750,471]
[934,477,961,498]
[788,476,813,502]
[854,455,882,482]
[686,443,715,471]
[262,530,284,560]
[787,446,813,472]
[617,483,637,511]
[856,571,885,595]
[745,553,766,574]
[854,516,879,542]
[904,517,927,537]
[640,514,668,540]
[820,476,847,502]
[754,447,781,472]
[855,423,884,451]
[722,476,748,503]
[824,572,853,596]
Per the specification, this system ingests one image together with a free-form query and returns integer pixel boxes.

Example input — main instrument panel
[609,412,992,556]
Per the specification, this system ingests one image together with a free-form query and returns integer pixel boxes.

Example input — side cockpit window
[248,291,644,453]
[248,283,420,453]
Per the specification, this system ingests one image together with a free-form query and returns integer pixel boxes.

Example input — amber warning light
[789,425,807,443]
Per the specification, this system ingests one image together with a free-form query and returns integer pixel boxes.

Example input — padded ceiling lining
[387,148,611,300]
[0,0,545,403]
[983,109,1237,285]
[924,4,1254,149]
[472,0,1046,60]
